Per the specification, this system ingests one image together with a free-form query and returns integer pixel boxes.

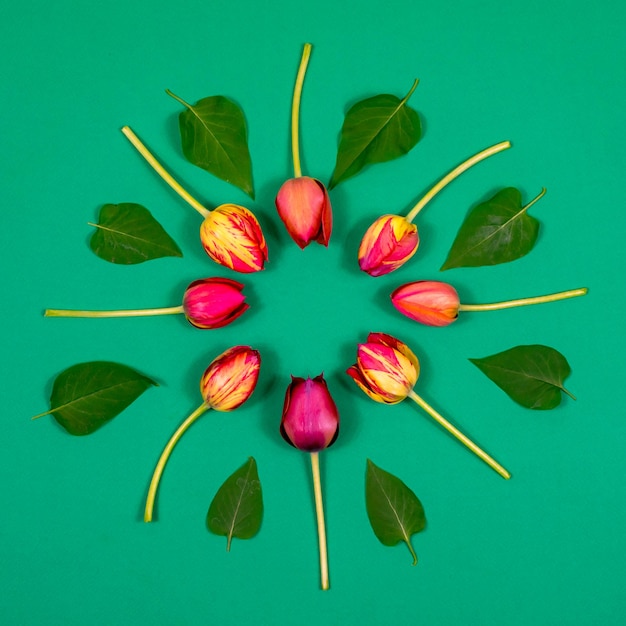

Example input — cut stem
[458,287,588,312]
[121,125,210,218]
[408,390,511,479]
[310,451,330,591]
[291,43,312,178]
[44,306,184,318]
[144,403,209,522]
[405,140,511,223]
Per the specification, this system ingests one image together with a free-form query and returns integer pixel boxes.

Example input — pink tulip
[280,374,339,452]
[182,277,248,329]
[346,332,419,404]
[201,345,261,411]
[358,215,419,277]
[391,280,460,326]
[200,204,269,273]
[275,177,332,248]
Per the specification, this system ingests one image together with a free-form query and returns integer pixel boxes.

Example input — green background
[2,0,624,624]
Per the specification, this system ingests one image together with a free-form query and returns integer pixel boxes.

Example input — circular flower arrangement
[34,43,587,591]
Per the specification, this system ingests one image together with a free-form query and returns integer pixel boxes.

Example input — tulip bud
[200,204,269,273]
[182,277,249,329]
[391,280,460,327]
[358,215,419,277]
[346,332,419,404]
[200,345,261,411]
[275,177,332,248]
[280,374,340,452]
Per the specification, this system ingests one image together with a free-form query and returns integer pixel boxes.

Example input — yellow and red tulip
[275,177,332,248]
[201,345,261,411]
[346,332,419,403]
[280,374,339,451]
[200,204,269,273]
[391,280,460,326]
[358,215,419,277]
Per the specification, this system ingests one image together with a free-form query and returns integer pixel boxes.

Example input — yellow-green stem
[408,390,511,479]
[310,451,330,590]
[404,140,511,223]
[291,43,312,178]
[121,125,210,218]
[144,403,209,522]
[458,287,588,312]
[44,306,184,318]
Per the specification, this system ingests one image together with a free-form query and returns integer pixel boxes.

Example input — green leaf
[33,361,157,435]
[89,203,182,264]
[329,80,421,189]
[365,459,426,565]
[167,90,255,198]
[469,344,575,410]
[441,187,544,270]
[207,457,263,551]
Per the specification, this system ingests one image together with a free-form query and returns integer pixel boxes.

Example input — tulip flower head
[346,332,419,403]
[280,374,339,451]
[391,281,588,326]
[182,277,249,329]
[200,204,269,273]
[201,345,261,411]
[358,215,419,277]
[391,280,460,326]
[275,177,332,248]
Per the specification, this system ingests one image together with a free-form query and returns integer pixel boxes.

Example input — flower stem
[121,125,210,218]
[458,287,588,312]
[404,140,512,223]
[310,451,330,590]
[408,390,511,479]
[44,306,184,318]
[291,43,312,178]
[144,403,209,522]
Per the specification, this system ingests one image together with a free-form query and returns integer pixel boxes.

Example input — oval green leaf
[469,344,575,410]
[329,80,421,189]
[441,187,544,270]
[167,90,255,199]
[365,459,426,565]
[33,361,157,435]
[89,203,182,264]
[207,457,263,551]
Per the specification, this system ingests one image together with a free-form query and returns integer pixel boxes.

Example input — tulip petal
[367,332,421,374]
[391,281,460,327]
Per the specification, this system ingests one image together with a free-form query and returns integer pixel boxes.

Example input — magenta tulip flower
[45,277,249,330]
[280,373,339,591]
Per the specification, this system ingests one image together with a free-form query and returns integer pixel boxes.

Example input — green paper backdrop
[2,0,625,624]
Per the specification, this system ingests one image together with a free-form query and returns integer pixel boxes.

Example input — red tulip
[280,374,339,451]
[200,204,269,273]
[182,277,248,329]
[391,280,459,326]
[275,177,332,248]
[358,215,419,277]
